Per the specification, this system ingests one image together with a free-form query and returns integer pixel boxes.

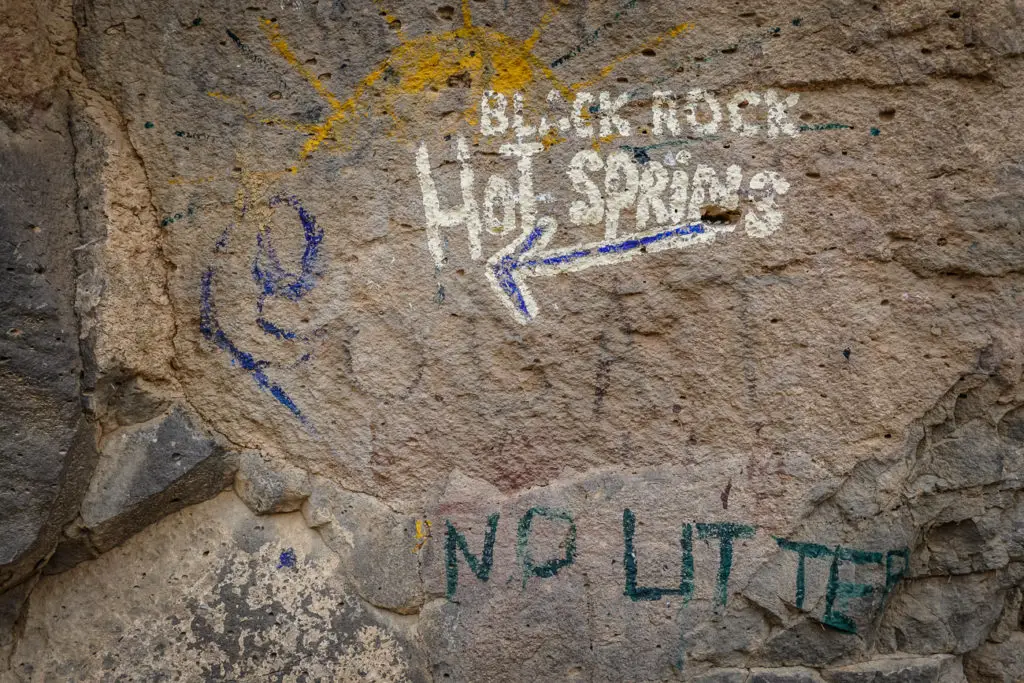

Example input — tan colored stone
[4,0,1024,679]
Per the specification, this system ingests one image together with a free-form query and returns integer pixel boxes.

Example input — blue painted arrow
[487,218,716,323]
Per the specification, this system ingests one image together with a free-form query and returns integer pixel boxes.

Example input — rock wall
[2,0,1024,680]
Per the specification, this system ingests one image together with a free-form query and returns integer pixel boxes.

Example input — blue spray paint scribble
[251,195,324,340]
[214,225,232,252]
[277,548,297,569]
[256,317,299,340]
[200,195,325,424]
[492,222,706,321]
[200,268,305,421]
[254,195,324,302]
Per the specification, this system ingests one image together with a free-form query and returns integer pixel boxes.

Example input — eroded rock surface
[3,0,1024,679]
[10,492,424,681]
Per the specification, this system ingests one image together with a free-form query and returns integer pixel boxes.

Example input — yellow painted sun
[234,0,693,164]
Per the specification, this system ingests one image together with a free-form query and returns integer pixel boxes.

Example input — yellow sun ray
[566,20,696,92]
[524,5,560,52]
[212,2,697,167]
[259,19,344,112]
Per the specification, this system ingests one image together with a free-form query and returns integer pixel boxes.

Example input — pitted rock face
[9,493,423,681]
[3,0,1024,680]
[73,0,1020,508]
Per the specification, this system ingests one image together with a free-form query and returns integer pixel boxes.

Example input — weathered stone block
[10,493,430,681]
[922,421,1007,491]
[303,478,424,614]
[963,632,1024,683]
[234,450,311,514]
[761,620,865,668]
[824,654,965,683]
[749,667,825,683]
[876,573,1008,655]
[46,405,236,564]
[0,68,94,595]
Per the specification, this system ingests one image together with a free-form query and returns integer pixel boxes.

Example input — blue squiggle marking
[256,317,298,340]
[253,195,323,302]
[214,225,232,252]
[277,547,297,569]
[251,195,323,339]
[200,268,305,421]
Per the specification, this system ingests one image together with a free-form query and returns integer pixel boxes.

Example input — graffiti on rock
[415,88,798,322]
[188,2,836,417]
[200,193,324,426]
[443,508,910,636]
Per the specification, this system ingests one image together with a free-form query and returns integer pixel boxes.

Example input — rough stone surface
[824,654,966,683]
[0,83,85,581]
[0,0,97,659]
[750,668,825,683]
[9,492,426,681]
[54,404,236,564]
[84,406,229,520]
[963,632,1024,683]
[3,0,1024,679]
[234,448,311,514]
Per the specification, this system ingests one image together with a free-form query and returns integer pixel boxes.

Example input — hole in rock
[700,205,742,224]
[447,71,472,88]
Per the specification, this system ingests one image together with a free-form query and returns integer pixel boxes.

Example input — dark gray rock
[82,405,228,525]
[0,578,36,665]
[999,405,1024,443]
[45,405,235,570]
[749,667,825,683]
[0,91,95,593]
[761,620,865,668]
[986,587,1022,644]
[876,572,1008,655]
[824,654,965,683]
[964,632,1024,683]
[100,375,171,429]
[694,668,748,683]
[919,519,1003,576]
